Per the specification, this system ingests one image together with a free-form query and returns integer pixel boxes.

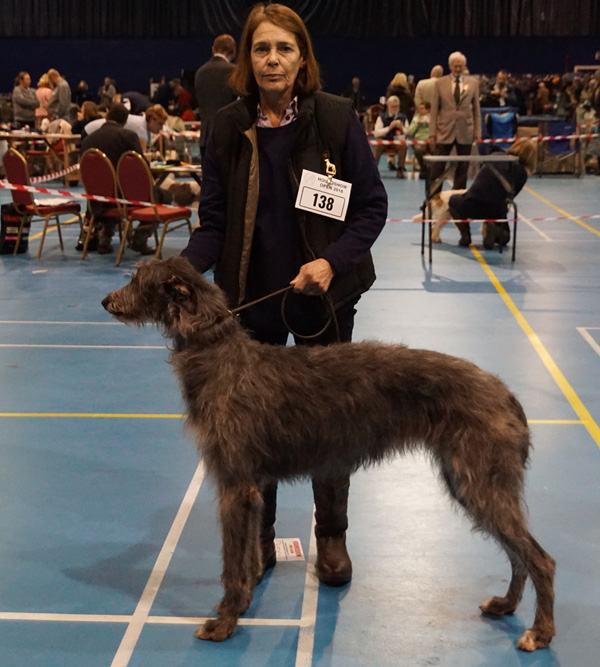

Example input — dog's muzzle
[101,294,124,317]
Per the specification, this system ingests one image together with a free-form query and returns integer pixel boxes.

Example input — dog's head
[102,257,230,339]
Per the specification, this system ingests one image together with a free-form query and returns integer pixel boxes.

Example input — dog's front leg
[195,483,263,642]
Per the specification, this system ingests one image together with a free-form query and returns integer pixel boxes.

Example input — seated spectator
[83,103,169,153]
[71,101,103,141]
[480,70,518,108]
[448,139,536,248]
[12,71,39,129]
[35,73,52,129]
[406,101,431,179]
[372,95,409,178]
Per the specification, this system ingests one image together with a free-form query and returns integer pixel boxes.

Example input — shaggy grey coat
[102,256,555,652]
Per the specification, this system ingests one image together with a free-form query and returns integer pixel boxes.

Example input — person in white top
[83,104,168,153]
[372,95,409,177]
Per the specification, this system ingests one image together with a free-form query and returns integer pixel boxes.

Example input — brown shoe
[316,534,352,586]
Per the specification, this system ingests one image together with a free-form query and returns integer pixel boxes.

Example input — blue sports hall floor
[0,163,599,666]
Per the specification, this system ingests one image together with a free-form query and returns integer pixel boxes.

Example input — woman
[12,71,39,128]
[181,3,387,588]
[386,71,414,121]
[35,73,53,129]
[448,138,536,248]
[71,101,102,139]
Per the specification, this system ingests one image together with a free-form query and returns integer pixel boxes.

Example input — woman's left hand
[291,259,334,295]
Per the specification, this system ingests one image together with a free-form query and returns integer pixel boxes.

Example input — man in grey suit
[194,34,237,160]
[429,52,481,197]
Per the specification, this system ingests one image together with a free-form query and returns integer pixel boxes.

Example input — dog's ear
[164,275,197,315]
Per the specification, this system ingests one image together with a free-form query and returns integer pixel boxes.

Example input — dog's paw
[194,616,238,642]
[517,626,555,651]
[479,595,517,616]
[432,234,442,243]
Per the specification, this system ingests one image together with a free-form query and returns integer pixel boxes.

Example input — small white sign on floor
[274,538,305,562]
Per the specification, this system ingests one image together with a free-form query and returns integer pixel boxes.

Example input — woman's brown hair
[229,3,321,97]
[81,101,99,119]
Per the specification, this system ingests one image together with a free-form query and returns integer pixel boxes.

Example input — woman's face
[251,21,305,102]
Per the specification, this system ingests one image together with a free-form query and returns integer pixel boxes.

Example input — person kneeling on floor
[448,138,536,248]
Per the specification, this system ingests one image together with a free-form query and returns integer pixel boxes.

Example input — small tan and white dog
[412,189,466,242]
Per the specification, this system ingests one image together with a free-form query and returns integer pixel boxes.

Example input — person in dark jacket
[194,34,237,159]
[449,138,536,248]
[181,3,387,589]
[81,103,155,255]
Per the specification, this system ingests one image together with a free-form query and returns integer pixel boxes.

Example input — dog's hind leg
[442,446,556,651]
[449,471,556,651]
[195,483,263,642]
[479,546,527,616]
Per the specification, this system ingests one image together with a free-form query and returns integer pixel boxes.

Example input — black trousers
[245,299,357,542]
[430,141,473,195]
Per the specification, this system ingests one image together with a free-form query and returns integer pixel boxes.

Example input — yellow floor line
[528,419,583,425]
[28,217,79,242]
[471,245,600,449]
[524,185,600,237]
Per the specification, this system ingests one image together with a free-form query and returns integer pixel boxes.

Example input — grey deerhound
[102,256,555,651]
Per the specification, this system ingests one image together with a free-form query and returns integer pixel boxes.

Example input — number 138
[312,193,334,211]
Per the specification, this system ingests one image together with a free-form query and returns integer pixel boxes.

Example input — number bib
[295,169,352,221]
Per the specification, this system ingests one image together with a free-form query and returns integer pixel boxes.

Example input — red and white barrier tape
[30,163,80,184]
[1,179,597,224]
[389,214,600,223]
[368,133,599,146]
[0,179,185,210]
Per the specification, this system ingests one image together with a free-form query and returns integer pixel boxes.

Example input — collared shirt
[453,75,466,95]
[256,97,298,128]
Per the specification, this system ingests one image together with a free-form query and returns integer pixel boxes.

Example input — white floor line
[0,321,121,325]
[519,212,553,240]
[577,327,600,357]
[110,460,206,667]
[0,344,164,349]
[0,612,132,623]
[0,611,302,627]
[295,513,319,667]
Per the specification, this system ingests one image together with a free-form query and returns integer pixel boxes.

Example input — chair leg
[81,215,95,260]
[115,219,132,266]
[37,216,52,259]
[12,216,25,256]
[55,215,64,251]
[155,223,169,260]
